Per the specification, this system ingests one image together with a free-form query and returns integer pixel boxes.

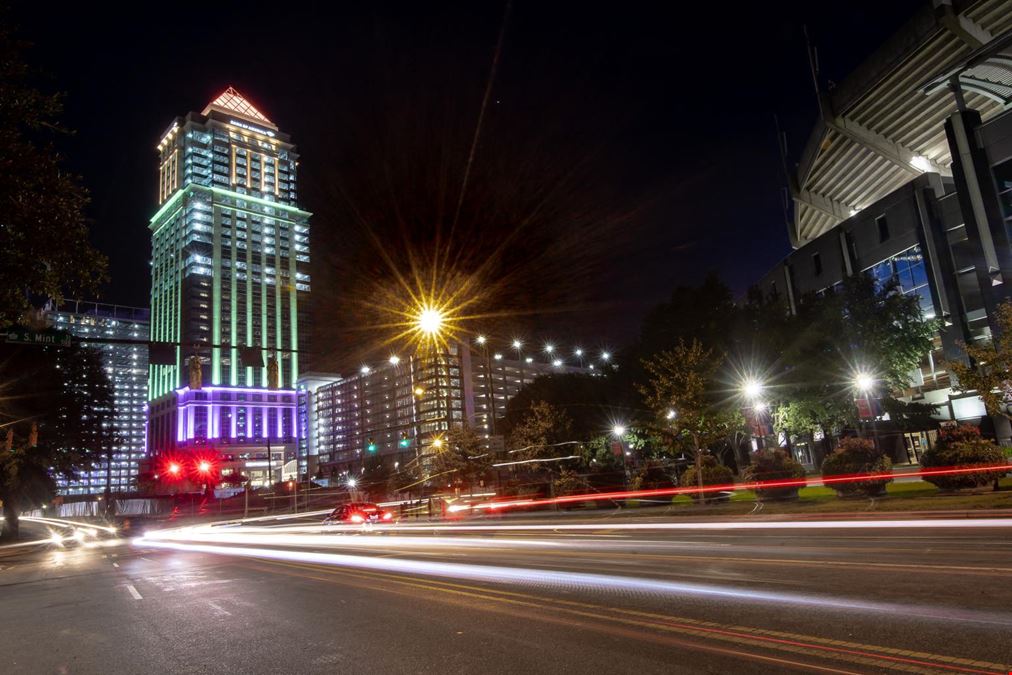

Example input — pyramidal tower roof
[201,86,277,130]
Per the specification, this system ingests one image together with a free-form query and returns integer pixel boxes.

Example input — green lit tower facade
[148,87,311,400]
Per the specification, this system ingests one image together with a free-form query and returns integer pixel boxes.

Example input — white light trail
[21,516,117,534]
[134,537,1012,626]
[493,455,580,468]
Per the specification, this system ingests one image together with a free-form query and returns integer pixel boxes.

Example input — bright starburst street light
[552,359,563,367]
[544,343,554,353]
[416,305,445,337]
[360,365,371,375]
[511,339,523,350]
[666,409,676,420]
[601,351,611,361]
[388,355,400,366]
[432,438,443,449]
[574,348,583,357]
[854,371,875,393]
[475,335,487,345]
[346,477,357,488]
[612,424,627,437]
[742,378,764,401]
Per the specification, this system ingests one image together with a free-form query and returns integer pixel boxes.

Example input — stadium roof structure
[790,0,1012,248]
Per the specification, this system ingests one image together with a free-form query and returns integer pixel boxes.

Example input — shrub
[920,424,1009,490]
[680,455,734,501]
[743,449,806,501]
[821,437,892,497]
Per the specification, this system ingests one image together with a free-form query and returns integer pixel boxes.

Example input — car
[323,501,394,526]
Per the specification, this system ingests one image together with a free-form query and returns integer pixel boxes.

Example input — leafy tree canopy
[0,20,107,324]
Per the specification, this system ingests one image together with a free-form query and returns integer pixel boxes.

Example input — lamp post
[853,371,880,450]
[612,424,629,490]
[741,378,767,451]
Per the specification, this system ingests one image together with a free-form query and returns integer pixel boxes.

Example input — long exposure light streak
[134,536,1012,627]
[470,463,1012,512]
[21,516,117,534]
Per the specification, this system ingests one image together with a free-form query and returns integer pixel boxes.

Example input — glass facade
[149,88,310,402]
[48,304,150,495]
[866,244,935,320]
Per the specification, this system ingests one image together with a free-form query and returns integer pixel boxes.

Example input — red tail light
[382,511,393,521]
[349,513,364,523]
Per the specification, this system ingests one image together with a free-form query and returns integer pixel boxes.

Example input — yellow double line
[249,558,1008,674]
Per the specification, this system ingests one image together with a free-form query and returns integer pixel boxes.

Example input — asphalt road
[2,514,1011,674]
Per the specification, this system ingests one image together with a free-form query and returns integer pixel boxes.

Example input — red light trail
[472,463,1011,512]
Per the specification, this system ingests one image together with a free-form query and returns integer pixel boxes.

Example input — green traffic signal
[366,438,378,453]
[398,434,411,448]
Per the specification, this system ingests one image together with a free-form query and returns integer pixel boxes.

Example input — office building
[146,87,311,486]
[303,341,594,479]
[48,302,149,495]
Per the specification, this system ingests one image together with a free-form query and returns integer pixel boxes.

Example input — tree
[638,339,743,493]
[756,274,936,447]
[0,20,108,324]
[430,424,493,491]
[0,340,115,539]
[498,372,634,442]
[947,300,1012,419]
[505,400,578,484]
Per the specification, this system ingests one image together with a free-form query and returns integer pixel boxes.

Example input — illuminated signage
[229,119,275,138]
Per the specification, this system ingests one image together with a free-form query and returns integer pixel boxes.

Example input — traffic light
[366,438,378,453]
[398,433,411,448]
[167,462,182,477]
[197,460,213,474]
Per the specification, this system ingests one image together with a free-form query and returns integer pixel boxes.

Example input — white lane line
[125,583,143,600]
[206,601,231,616]
[112,562,120,568]
[138,556,152,562]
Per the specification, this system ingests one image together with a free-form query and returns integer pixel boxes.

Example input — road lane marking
[257,559,1009,674]
[490,548,1012,577]
[248,560,861,675]
[112,562,119,568]
[206,601,231,616]
[124,583,143,600]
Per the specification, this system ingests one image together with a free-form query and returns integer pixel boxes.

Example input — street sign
[4,328,72,347]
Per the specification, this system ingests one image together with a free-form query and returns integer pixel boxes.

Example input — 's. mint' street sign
[4,328,73,347]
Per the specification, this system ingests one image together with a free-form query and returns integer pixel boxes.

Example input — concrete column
[944,109,1012,334]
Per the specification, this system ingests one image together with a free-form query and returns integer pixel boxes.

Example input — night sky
[13,1,922,369]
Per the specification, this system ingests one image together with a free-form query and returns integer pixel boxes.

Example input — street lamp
[612,424,626,437]
[852,370,879,449]
[413,387,425,397]
[665,409,676,420]
[853,372,875,393]
[417,306,444,336]
[388,355,400,366]
[601,351,611,362]
[742,378,764,401]
[475,335,487,346]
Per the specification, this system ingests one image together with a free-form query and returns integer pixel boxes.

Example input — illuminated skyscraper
[149,86,310,399]
[146,87,310,486]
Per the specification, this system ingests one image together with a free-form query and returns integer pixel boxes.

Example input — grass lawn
[665,478,1012,515]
